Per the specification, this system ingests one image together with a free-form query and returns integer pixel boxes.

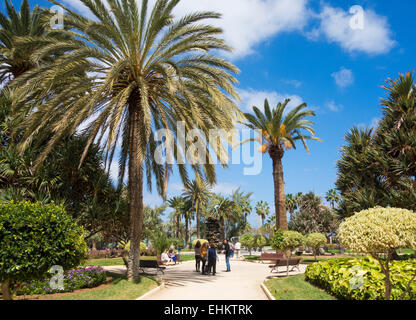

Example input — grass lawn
[243,255,351,264]
[47,273,159,300]
[83,254,195,267]
[264,274,335,300]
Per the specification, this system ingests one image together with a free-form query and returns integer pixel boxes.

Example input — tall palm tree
[285,193,298,221]
[0,0,70,84]
[240,99,321,230]
[183,178,212,239]
[13,0,240,280]
[167,196,184,238]
[255,200,269,233]
[181,198,194,246]
[325,189,340,209]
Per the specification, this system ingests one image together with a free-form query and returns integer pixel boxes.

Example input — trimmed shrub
[0,201,88,299]
[305,257,416,300]
[338,207,416,299]
[240,234,255,255]
[305,233,327,261]
[14,266,107,296]
[169,238,185,249]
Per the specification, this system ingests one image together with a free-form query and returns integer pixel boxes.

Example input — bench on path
[258,252,284,263]
[139,259,166,275]
[268,258,301,273]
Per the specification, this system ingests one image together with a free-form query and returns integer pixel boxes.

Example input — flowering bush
[87,249,127,259]
[14,266,107,296]
[305,257,416,300]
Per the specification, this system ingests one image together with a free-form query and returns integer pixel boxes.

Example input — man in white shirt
[235,241,241,258]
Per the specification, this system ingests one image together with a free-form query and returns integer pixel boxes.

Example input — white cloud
[331,67,354,88]
[313,5,395,55]
[283,79,302,88]
[212,183,239,196]
[326,100,342,112]
[238,88,305,112]
[173,0,309,59]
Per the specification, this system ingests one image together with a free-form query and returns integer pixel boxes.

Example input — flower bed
[15,266,107,295]
[305,257,416,300]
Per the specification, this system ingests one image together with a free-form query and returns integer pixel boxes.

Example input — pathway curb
[136,282,165,300]
[260,283,276,301]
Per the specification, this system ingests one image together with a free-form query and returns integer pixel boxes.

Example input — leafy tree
[240,233,255,256]
[0,201,87,300]
[270,229,304,276]
[252,234,268,253]
[240,99,321,230]
[338,207,416,300]
[305,233,327,261]
[13,0,240,280]
[288,192,340,236]
[208,194,238,240]
[231,187,253,226]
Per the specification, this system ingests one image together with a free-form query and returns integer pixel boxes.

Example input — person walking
[207,243,218,276]
[194,240,202,272]
[223,239,231,272]
[201,242,209,275]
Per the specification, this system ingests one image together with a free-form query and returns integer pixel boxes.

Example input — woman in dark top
[207,243,218,275]
[194,240,201,272]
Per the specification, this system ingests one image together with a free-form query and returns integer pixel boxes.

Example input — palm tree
[183,178,212,239]
[255,200,269,233]
[13,0,240,280]
[240,99,321,230]
[167,196,184,238]
[231,187,253,226]
[209,194,237,240]
[325,189,340,209]
[0,0,69,84]
[285,193,298,221]
[181,199,194,246]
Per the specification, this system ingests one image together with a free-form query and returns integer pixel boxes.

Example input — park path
[105,255,308,300]
[142,256,270,300]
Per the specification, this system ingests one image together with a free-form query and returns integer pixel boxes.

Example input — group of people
[194,239,240,275]
[161,246,179,265]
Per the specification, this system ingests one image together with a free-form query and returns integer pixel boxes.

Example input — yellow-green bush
[305,257,416,300]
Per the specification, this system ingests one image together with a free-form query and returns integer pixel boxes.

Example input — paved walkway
[105,256,307,300]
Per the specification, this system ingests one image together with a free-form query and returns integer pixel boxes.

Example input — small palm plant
[240,99,321,230]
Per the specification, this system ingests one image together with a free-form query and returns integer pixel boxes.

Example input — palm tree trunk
[127,100,144,281]
[271,150,288,230]
[220,216,225,240]
[185,215,189,246]
[196,200,200,239]
[176,214,180,238]
[2,281,12,300]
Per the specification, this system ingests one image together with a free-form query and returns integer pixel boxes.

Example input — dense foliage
[338,207,416,254]
[336,73,416,217]
[0,202,87,283]
[288,192,340,235]
[14,266,106,296]
[305,257,416,300]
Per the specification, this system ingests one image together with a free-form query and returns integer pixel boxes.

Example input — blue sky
[12,1,416,227]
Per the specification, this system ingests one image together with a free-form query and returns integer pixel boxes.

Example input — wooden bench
[258,252,284,263]
[269,258,301,273]
[139,259,166,275]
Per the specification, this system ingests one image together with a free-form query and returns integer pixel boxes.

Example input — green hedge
[305,257,416,300]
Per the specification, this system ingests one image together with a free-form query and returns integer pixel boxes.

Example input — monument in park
[205,217,222,247]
